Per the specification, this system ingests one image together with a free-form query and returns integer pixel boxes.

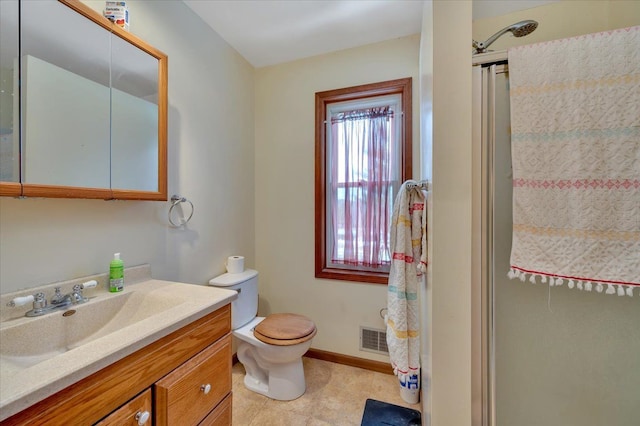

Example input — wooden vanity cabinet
[1,304,232,426]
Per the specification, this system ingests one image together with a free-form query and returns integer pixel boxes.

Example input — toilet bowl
[209,269,316,401]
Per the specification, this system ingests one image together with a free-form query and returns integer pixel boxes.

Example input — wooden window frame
[315,78,412,284]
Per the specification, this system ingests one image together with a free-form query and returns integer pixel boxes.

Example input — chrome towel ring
[168,194,194,227]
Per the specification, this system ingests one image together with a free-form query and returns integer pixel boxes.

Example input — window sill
[315,267,388,285]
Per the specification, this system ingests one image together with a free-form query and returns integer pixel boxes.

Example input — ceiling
[183,0,558,68]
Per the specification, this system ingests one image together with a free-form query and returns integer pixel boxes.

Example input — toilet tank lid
[208,269,258,287]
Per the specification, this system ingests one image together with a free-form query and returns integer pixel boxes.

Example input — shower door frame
[472,51,508,426]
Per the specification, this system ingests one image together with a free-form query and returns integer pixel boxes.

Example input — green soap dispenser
[109,252,124,292]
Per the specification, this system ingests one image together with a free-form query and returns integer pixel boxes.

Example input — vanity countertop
[0,277,237,421]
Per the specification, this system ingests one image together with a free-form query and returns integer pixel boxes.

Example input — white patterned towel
[386,181,427,403]
[507,26,640,296]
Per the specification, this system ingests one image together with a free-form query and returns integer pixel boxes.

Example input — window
[315,78,412,284]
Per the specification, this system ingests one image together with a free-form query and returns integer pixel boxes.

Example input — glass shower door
[481,63,640,426]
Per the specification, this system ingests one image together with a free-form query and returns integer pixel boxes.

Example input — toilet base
[237,343,307,400]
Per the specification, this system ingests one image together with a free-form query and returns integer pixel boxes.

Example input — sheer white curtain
[329,107,398,270]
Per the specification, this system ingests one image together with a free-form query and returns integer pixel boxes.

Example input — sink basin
[0,275,237,422]
[0,288,184,370]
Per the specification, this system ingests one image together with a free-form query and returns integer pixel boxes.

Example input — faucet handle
[70,282,93,304]
[81,280,98,289]
[6,294,35,307]
[6,292,46,309]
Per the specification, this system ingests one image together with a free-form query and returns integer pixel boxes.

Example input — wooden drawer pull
[200,384,211,395]
[135,410,150,425]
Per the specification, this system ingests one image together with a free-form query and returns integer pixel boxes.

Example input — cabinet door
[20,0,112,190]
[95,389,152,426]
[154,334,231,426]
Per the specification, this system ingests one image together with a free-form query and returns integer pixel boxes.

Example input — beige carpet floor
[232,356,421,425]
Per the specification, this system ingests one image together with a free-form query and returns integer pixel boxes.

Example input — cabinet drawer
[154,334,231,426]
[199,393,232,426]
[95,389,152,426]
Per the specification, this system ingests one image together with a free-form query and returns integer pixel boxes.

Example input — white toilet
[209,269,316,401]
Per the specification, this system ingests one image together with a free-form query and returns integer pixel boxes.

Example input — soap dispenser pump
[109,253,124,292]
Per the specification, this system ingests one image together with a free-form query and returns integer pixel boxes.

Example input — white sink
[0,278,237,421]
[0,288,184,370]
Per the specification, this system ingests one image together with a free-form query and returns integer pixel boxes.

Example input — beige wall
[473,0,640,52]
[431,1,474,425]
[0,0,255,293]
[254,35,420,363]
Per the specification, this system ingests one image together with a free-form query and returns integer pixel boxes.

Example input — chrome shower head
[472,20,538,54]
[510,20,538,37]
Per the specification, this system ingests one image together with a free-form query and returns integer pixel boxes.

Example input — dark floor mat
[360,398,421,426]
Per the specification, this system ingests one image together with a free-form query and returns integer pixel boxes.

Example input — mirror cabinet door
[0,0,167,200]
[0,0,20,195]
[21,0,112,192]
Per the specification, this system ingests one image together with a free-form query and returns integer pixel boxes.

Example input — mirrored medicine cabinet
[0,0,167,200]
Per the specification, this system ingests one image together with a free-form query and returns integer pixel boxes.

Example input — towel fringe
[507,270,635,297]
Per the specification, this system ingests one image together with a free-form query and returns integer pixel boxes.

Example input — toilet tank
[209,269,258,330]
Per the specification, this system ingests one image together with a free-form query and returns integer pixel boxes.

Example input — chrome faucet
[6,280,98,317]
[50,287,66,305]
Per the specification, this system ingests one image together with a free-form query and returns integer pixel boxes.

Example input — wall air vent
[360,327,389,355]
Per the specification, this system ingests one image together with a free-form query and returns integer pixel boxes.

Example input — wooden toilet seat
[253,313,317,346]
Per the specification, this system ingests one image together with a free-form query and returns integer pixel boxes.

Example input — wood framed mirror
[0,0,167,200]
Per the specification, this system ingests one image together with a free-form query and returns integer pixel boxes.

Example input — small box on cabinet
[103,2,129,31]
